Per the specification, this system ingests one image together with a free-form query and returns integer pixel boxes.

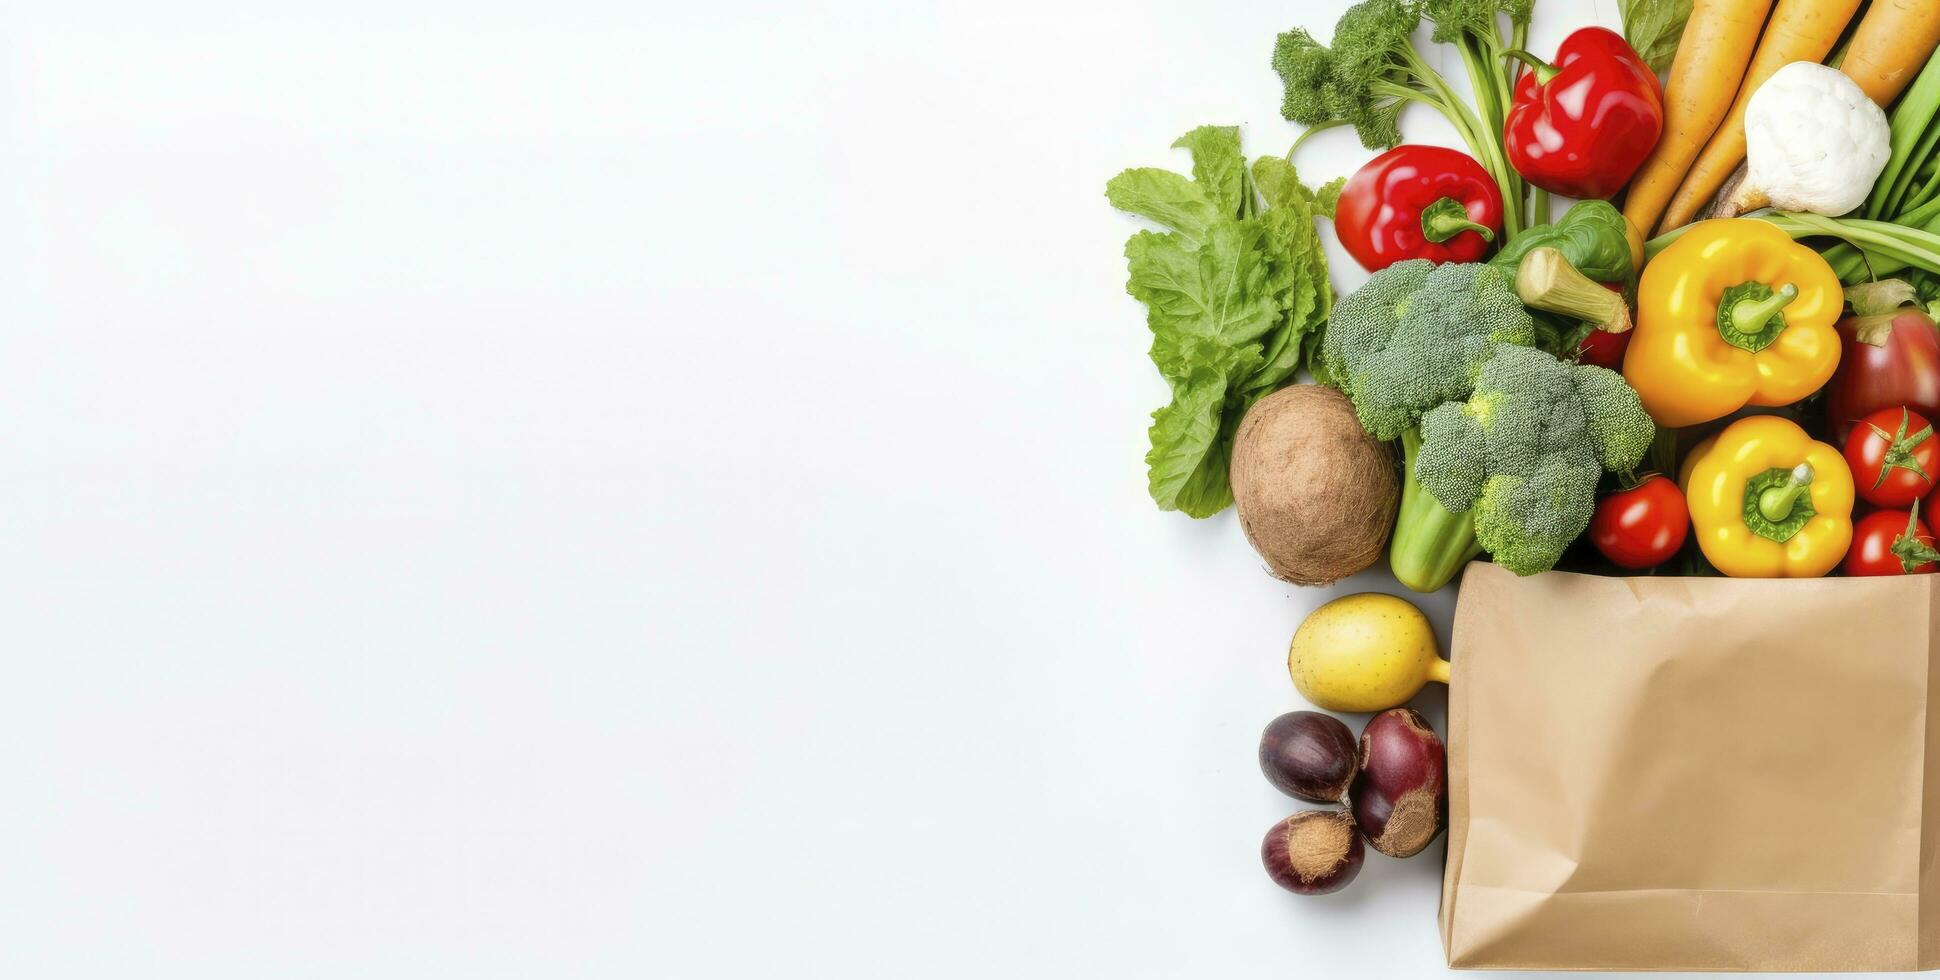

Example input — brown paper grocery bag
[1440,562,1940,972]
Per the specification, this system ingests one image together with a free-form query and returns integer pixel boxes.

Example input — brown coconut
[1229,384,1398,585]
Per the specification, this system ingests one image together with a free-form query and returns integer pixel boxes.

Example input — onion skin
[1827,309,1940,442]
[1261,810,1363,895]
[1259,711,1357,804]
[1350,708,1448,858]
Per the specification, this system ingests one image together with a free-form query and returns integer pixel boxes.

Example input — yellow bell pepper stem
[1732,284,1798,331]
[1756,463,1813,526]
[1720,282,1799,351]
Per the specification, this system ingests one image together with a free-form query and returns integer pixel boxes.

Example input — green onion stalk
[1645,211,1940,284]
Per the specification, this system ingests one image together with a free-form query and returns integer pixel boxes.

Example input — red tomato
[1843,407,1940,507]
[1576,325,1630,369]
[1845,509,1940,576]
[1828,307,1940,443]
[1572,284,1631,369]
[1589,474,1689,569]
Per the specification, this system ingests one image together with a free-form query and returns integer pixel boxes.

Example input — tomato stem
[1867,408,1936,489]
[1893,500,1940,573]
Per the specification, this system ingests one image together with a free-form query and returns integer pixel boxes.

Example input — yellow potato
[1287,593,1449,713]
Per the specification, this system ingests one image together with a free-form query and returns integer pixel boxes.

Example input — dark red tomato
[1589,475,1689,569]
[1843,406,1939,507]
[1828,308,1940,443]
[1576,327,1629,369]
[1845,509,1940,576]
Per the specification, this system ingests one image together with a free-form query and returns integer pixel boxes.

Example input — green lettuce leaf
[1125,223,1284,359]
[1146,351,1257,517]
[1242,157,1334,394]
[1109,128,1336,517]
[1106,169,1220,246]
[1314,177,1345,219]
[1174,125,1246,219]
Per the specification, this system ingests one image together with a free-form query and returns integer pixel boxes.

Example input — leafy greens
[1107,126,1339,518]
[1618,0,1691,74]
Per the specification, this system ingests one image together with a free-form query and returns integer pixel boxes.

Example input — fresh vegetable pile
[1107,0,1940,903]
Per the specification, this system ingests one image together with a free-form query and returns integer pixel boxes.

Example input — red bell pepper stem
[1500,50,1559,86]
[1420,197,1494,244]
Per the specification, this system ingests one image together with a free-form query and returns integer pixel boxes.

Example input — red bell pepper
[1503,27,1663,201]
[1333,144,1503,273]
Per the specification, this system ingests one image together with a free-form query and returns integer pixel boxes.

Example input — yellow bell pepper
[1681,416,1853,578]
[1623,219,1843,428]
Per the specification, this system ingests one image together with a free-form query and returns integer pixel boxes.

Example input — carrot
[1622,0,1776,267]
[1659,0,1862,231]
[1841,0,1940,106]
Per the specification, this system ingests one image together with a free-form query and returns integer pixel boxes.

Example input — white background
[0,1,1768,977]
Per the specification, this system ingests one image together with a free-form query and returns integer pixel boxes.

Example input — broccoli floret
[1321,259,1536,440]
[1272,0,1421,150]
[1413,345,1655,575]
[1420,0,1531,44]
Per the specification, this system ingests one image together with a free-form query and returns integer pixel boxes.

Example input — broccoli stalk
[1391,426,1484,593]
[1275,0,1531,235]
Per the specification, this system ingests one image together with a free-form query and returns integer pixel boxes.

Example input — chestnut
[1350,707,1447,858]
[1261,810,1363,895]
[1259,711,1356,803]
